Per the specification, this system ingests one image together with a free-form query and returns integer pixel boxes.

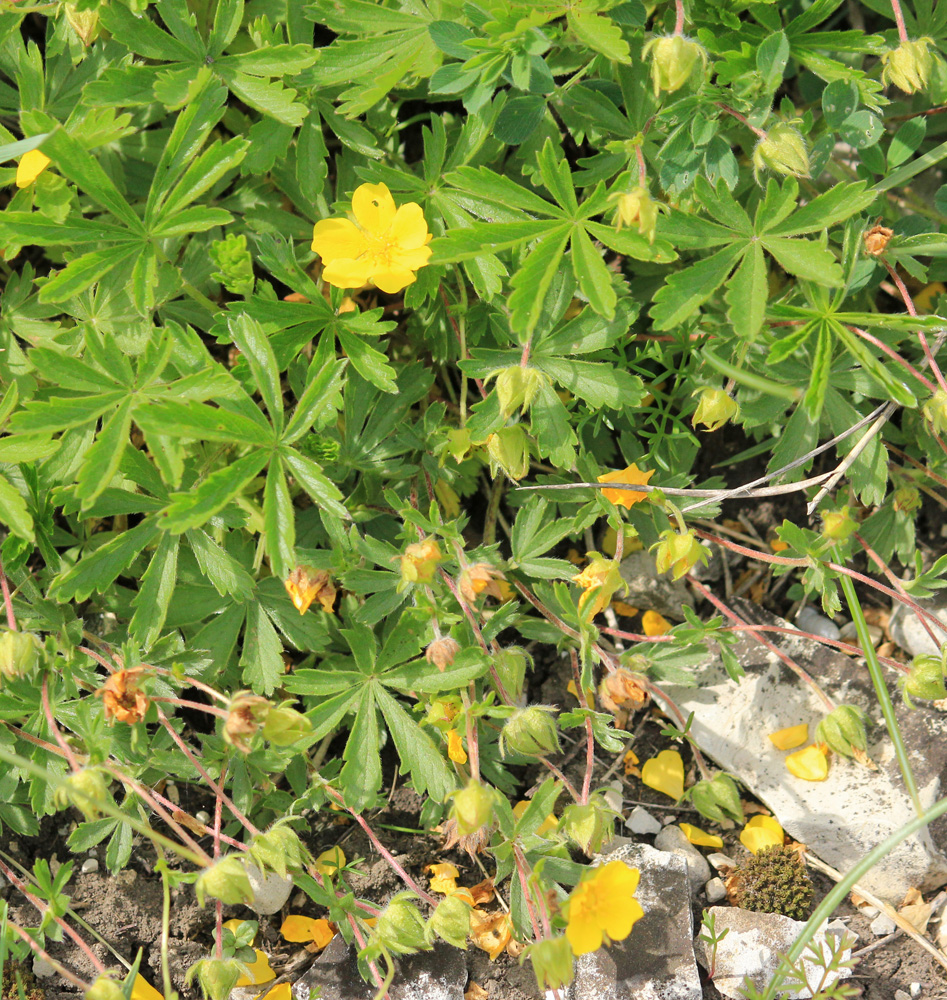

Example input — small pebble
[704,877,727,903]
[707,852,734,872]
[895,991,912,1000]
[869,912,897,936]
[32,957,56,979]
[796,607,841,641]
[81,858,99,874]
[839,620,883,649]
[165,781,179,804]
[625,806,662,836]
[195,810,211,826]
[662,814,677,825]
[858,904,880,919]
[291,891,307,908]
[601,782,623,816]
[910,984,922,999]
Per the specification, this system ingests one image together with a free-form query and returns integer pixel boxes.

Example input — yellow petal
[641,749,684,800]
[427,861,460,894]
[602,895,644,943]
[391,243,433,271]
[739,814,784,853]
[281,914,324,943]
[642,610,671,636]
[352,182,396,236]
[786,744,829,781]
[679,823,723,848]
[236,949,275,987]
[389,202,431,249]
[322,257,373,290]
[446,728,468,765]
[15,148,50,188]
[768,723,808,750]
[597,463,654,509]
[308,918,336,949]
[311,217,366,263]
[130,976,164,1000]
[566,916,604,956]
[259,985,292,1000]
[314,847,345,875]
[370,266,418,294]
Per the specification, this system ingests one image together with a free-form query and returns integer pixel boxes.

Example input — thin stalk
[840,574,922,817]
[0,558,16,631]
[155,850,177,1000]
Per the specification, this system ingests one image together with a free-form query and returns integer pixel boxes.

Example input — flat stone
[795,607,841,642]
[911,983,923,997]
[619,550,694,620]
[661,599,947,904]
[653,825,711,896]
[32,957,56,978]
[81,857,99,874]
[293,937,466,1000]
[704,877,727,903]
[869,912,897,936]
[560,842,701,1000]
[707,853,734,872]
[625,806,662,836]
[245,865,293,915]
[695,907,853,1000]
[890,602,947,658]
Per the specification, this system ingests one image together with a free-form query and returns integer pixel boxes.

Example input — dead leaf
[470,878,495,906]
[851,746,878,771]
[465,984,488,1000]
[172,810,206,835]
[469,910,512,961]
[899,888,933,933]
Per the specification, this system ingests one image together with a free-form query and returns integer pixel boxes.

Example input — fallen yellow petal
[768,723,808,750]
[739,814,784,853]
[611,600,640,618]
[679,823,723,848]
[597,463,655,509]
[15,148,50,188]
[447,728,468,765]
[259,985,292,1000]
[314,846,346,875]
[641,749,684,800]
[469,909,512,961]
[131,976,165,1000]
[236,949,275,987]
[427,861,460,894]
[512,799,559,836]
[281,914,325,943]
[785,744,829,781]
[642,610,672,636]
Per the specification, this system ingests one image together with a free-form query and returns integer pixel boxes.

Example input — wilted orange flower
[572,555,624,618]
[459,563,506,603]
[426,636,461,670]
[598,668,650,729]
[284,566,336,615]
[223,692,271,752]
[469,909,513,961]
[597,463,654,509]
[400,537,442,585]
[100,670,149,724]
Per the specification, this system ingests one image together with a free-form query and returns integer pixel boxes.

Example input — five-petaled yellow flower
[565,860,644,956]
[311,182,432,294]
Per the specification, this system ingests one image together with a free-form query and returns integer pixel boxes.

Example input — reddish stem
[890,0,910,43]
[571,651,594,805]
[41,674,81,772]
[4,919,91,991]
[716,103,767,138]
[848,325,937,393]
[883,260,947,393]
[538,756,581,802]
[151,695,229,719]
[512,843,543,942]
[673,0,685,35]
[0,558,16,631]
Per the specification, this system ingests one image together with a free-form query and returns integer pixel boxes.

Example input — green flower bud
[488,366,548,418]
[84,976,125,1000]
[248,822,311,878]
[210,233,255,297]
[815,705,868,757]
[881,37,934,94]
[493,647,530,702]
[894,486,921,514]
[923,389,947,435]
[613,186,662,244]
[651,528,708,581]
[0,629,41,683]
[821,506,857,542]
[261,703,312,746]
[524,935,574,992]
[689,773,744,824]
[54,768,111,822]
[449,780,495,836]
[499,705,560,758]
[692,388,740,433]
[375,892,431,956]
[64,4,99,45]
[559,794,615,854]
[428,893,471,949]
[186,957,248,1000]
[643,35,707,95]
[901,654,947,708]
[753,122,810,180]
[485,425,530,481]
[195,855,253,908]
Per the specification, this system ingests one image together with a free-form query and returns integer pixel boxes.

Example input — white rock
[32,957,56,978]
[654,825,711,896]
[625,806,662,835]
[857,904,880,918]
[869,912,897,936]
[246,864,293,915]
[81,857,99,874]
[601,781,623,816]
[911,983,922,998]
[890,604,947,658]
[894,991,911,1000]
[662,814,677,825]
[705,877,727,902]
[795,607,841,641]
[707,853,734,872]
[838,620,883,648]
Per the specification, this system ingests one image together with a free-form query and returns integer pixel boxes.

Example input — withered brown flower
[99,670,149,724]
[224,692,271,752]
[285,566,337,615]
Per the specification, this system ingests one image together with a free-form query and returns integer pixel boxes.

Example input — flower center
[361,229,397,268]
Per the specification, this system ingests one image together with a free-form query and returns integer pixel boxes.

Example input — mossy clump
[733,845,813,920]
[2,960,44,1000]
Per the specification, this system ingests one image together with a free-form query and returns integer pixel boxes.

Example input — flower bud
[881,37,934,94]
[643,35,707,95]
[815,704,868,757]
[613,186,661,244]
[84,976,125,1000]
[0,629,41,682]
[901,654,947,708]
[64,4,99,45]
[863,224,894,258]
[223,692,270,753]
[923,389,947,435]
[426,636,461,671]
[493,647,529,702]
[262,703,312,746]
[248,822,311,878]
[485,426,530,481]
[753,122,810,179]
[688,773,744,824]
[424,697,460,727]
[400,537,442,586]
[821,506,857,542]
[525,935,574,991]
[449,780,495,836]
[559,795,615,854]
[489,366,548,418]
[375,892,430,955]
[428,893,471,949]
[284,565,336,615]
[499,705,560,758]
[186,957,247,1000]
[54,768,111,822]
[651,528,707,580]
[459,562,507,603]
[692,387,740,432]
[894,486,921,514]
[195,855,253,908]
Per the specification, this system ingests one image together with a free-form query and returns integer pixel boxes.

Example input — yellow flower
[16,148,50,188]
[565,860,644,956]
[446,728,468,764]
[768,723,808,750]
[679,823,723,849]
[652,528,707,580]
[130,977,164,1000]
[426,861,460,894]
[641,749,684,800]
[311,182,432,294]
[740,814,784,853]
[572,554,624,618]
[512,800,559,836]
[785,744,830,781]
[597,463,654,508]
[284,565,336,615]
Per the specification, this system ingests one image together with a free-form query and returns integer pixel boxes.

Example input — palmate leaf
[340,689,383,812]
[129,532,180,651]
[240,601,284,696]
[160,450,269,534]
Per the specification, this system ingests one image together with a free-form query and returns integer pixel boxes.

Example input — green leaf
[0,214,139,246]
[567,10,632,64]
[129,533,180,651]
[264,458,295,581]
[340,689,382,811]
[0,472,33,542]
[186,529,255,601]
[763,236,843,284]
[726,241,767,340]
[10,392,124,435]
[151,206,234,238]
[240,602,284,696]
[508,226,572,336]
[282,450,348,519]
[135,400,274,446]
[283,358,347,444]
[803,320,833,418]
[225,74,308,126]
[571,226,616,319]
[0,132,51,162]
[534,357,645,409]
[756,30,789,91]
[228,314,283,431]
[157,137,249,220]
[430,220,558,263]
[493,95,547,146]
[650,244,744,330]
[76,397,133,509]
[98,2,198,61]
[336,328,396,394]
[160,450,269,533]
[766,182,876,237]
[39,244,142,303]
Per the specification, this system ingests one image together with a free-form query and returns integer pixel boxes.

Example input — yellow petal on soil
[259,985,293,1000]
[641,749,684,800]
[679,823,723,848]
[611,600,640,617]
[768,723,808,750]
[739,814,784,854]
[427,862,460,894]
[642,610,672,636]
[469,909,512,961]
[785,744,829,781]
[236,949,275,987]
[281,914,325,943]
[565,679,596,706]
[131,976,165,1000]
[314,847,346,875]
